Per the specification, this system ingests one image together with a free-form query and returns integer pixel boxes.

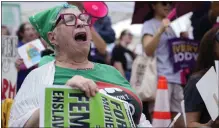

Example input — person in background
[15,22,39,92]
[184,26,219,127]
[111,30,135,81]
[94,16,116,44]
[88,16,116,64]
[87,26,108,64]
[142,1,185,127]
[1,25,10,35]
[192,1,219,41]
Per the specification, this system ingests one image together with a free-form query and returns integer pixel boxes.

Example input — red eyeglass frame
[55,13,92,27]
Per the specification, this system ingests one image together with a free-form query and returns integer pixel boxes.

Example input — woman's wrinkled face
[49,8,92,56]
[152,2,172,18]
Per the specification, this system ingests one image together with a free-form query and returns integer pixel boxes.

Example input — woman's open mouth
[74,32,87,42]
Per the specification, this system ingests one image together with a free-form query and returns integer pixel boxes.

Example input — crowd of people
[1,1,219,128]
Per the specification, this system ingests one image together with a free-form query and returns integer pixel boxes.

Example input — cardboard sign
[18,39,45,69]
[2,36,18,100]
[40,86,135,128]
[168,38,199,72]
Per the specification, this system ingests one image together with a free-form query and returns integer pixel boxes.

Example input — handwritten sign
[18,39,45,69]
[40,86,135,128]
[1,36,18,100]
[168,38,199,72]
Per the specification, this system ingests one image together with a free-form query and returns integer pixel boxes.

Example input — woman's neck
[55,54,93,70]
[22,39,27,44]
[22,38,32,44]
[154,14,164,21]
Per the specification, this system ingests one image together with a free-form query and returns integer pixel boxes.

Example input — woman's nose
[76,19,85,28]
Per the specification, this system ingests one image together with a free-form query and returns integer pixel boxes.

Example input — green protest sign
[40,86,136,128]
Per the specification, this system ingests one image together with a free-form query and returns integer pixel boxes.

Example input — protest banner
[40,86,136,128]
[18,39,45,69]
[2,36,18,100]
[168,38,199,72]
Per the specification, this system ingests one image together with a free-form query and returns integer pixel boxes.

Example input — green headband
[29,3,77,49]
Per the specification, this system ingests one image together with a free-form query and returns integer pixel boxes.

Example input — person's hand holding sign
[159,18,170,34]
[15,58,24,71]
[66,75,99,97]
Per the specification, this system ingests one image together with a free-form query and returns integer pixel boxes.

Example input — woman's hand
[206,120,214,126]
[159,18,171,33]
[180,32,189,39]
[66,75,99,97]
[15,58,24,71]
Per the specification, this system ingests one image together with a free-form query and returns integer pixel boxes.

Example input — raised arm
[142,19,170,56]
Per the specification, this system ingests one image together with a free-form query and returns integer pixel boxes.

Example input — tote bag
[130,53,157,101]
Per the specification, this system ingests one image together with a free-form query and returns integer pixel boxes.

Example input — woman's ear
[47,32,57,46]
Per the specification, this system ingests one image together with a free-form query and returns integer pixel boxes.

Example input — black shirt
[111,44,135,72]
[192,13,213,41]
[184,74,211,124]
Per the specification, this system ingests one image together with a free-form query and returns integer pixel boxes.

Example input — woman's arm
[24,109,40,127]
[186,112,212,127]
[9,70,39,127]
[91,27,107,55]
[142,19,169,56]
[113,61,125,77]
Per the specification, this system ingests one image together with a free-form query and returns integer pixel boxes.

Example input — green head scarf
[29,3,77,49]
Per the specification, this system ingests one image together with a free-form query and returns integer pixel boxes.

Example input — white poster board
[170,12,193,39]
[196,67,219,121]
[18,39,45,69]
[2,36,18,100]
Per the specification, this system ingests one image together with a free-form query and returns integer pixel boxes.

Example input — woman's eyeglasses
[55,13,92,27]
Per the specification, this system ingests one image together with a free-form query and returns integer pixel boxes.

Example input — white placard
[196,67,219,121]
[170,12,193,38]
[2,36,18,100]
[18,39,45,69]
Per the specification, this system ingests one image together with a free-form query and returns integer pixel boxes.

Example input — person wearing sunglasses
[184,26,219,127]
[9,4,152,127]
[141,1,185,127]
